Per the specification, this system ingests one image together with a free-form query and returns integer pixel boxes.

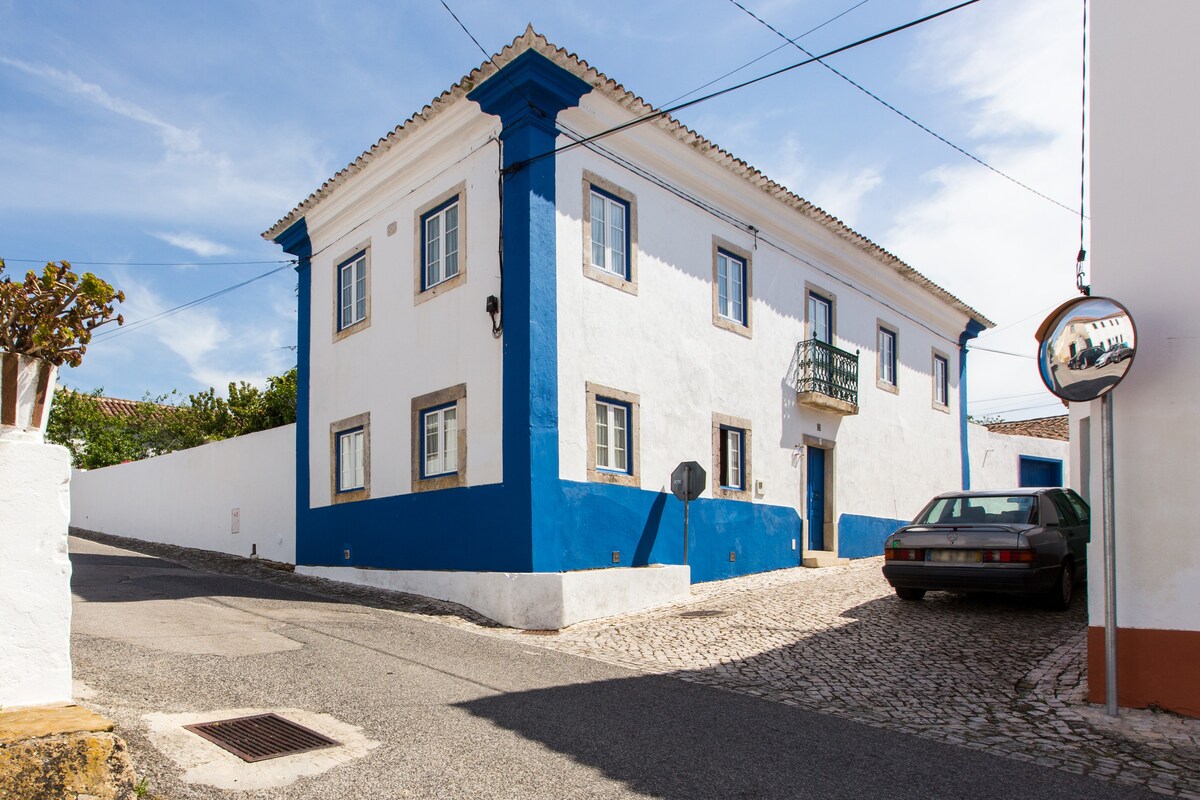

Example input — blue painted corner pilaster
[958,319,987,490]
[469,50,590,569]
[273,218,312,537]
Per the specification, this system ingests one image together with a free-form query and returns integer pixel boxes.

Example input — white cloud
[0,55,201,154]
[882,0,1083,419]
[151,232,233,258]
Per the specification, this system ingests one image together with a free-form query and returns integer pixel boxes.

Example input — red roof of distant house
[94,396,148,418]
[984,415,1069,441]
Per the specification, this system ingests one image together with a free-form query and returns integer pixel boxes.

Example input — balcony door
[809,293,832,343]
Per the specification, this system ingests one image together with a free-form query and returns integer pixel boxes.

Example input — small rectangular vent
[184,713,338,763]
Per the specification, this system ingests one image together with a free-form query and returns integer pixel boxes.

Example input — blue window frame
[718,426,744,489]
[878,326,897,387]
[716,249,747,325]
[421,195,460,291]
[594,397,631,473]
[589,185,630,279]
[336,426,365,492]
[420,401,459,478]
[933,354,949,406]
[337,251,367,331]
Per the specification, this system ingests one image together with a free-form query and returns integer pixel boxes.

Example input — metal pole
[1102,391,1118,716]
[683,466,690,566]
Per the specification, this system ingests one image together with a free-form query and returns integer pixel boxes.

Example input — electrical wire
[968,390,1052,406]
[656,0,873,109]
[727,0,1082,217]
[90,264,292,344]
[965,343,1036,359]
[2,258,294,267]
[508,0,983,173]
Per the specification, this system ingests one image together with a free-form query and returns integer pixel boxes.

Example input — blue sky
[0,0,1084,420]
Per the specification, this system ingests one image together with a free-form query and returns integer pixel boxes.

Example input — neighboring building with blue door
[263,28,994,629]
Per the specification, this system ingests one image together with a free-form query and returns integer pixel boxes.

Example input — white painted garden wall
[555,92,975,543]
[968,423,1069,491]
[71,424,296,563]
[0,439,73,707]
[300,103,505,508]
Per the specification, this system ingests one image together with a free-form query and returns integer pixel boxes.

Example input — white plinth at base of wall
[0,438,73,708]
[297,564,691,630]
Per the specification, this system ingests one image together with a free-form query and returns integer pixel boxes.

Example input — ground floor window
[410,384,467,492]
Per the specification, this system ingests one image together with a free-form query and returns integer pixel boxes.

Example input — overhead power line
[658,0,874,109]
[2,258,295,267]
[507,0,983,173]
[727,0,1082,217]
[91,264,293,344]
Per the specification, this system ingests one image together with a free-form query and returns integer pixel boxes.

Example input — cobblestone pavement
[485,560,1200,799]
[75,531,1200,798]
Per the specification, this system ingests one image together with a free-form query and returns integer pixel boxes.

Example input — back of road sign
[671,461,706,502]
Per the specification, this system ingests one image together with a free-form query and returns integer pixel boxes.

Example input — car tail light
[982,549,1036,564]
[885,548,925,561]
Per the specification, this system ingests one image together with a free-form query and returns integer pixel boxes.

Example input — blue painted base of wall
[837,513,910,560]
[298,479,802,584]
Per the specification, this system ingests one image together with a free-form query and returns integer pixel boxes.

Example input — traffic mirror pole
[1102,392,1118,716]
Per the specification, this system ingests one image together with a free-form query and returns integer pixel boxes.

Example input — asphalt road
[69,536,1156,800]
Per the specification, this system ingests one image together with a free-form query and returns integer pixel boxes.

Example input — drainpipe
[958,319,987,490]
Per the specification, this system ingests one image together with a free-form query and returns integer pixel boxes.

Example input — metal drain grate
[520,629,560,636]
[678,609,730,619]
[184,713,339,762]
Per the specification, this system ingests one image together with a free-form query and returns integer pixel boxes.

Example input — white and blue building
[263,29,994,628]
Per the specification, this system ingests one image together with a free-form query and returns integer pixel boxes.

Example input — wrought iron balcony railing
[793,337,860,414]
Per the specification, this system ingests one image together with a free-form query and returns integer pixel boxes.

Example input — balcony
[793,337,860,416]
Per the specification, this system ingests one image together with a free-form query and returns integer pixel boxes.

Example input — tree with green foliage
[47,367,297,469]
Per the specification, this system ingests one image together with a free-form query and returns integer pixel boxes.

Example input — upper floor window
[414,183,468,304]
[422,197,460,290]
[717,251,745,323]
[712,238,753,337]
[878,325,898,390]
[582,172,638,294]
[590,189,628,278]
[933,353,949,407]
[337,249,369,334]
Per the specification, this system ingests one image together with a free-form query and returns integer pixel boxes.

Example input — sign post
[1036,296,1137,716]
[671,461,706,566]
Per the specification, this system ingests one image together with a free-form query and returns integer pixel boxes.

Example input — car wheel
[895,587,926,601]
[1045,562,1074,611]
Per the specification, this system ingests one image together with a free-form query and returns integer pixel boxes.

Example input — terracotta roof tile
[984,415,1069,441]
[262,27,992,329]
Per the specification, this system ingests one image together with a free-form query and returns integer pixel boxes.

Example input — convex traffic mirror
[1036,296,1137,402]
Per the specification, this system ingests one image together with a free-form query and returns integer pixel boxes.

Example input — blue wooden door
[1019,456,1063,487]
[806,447,826,550]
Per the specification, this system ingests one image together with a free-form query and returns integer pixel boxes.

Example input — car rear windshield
[916,495,1037,525]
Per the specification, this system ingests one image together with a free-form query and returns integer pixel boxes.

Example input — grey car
[882,488,1090,610]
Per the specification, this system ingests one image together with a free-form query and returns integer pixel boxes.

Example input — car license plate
[928,549,982,563]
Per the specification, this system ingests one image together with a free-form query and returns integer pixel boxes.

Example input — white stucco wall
[301,105,505,509]
[968,424,1070,491]
[554,93,975,541]
[299,563,690,630]
[1087,0,1200,633]
[0,439,73,707]
[71,424,296,563]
